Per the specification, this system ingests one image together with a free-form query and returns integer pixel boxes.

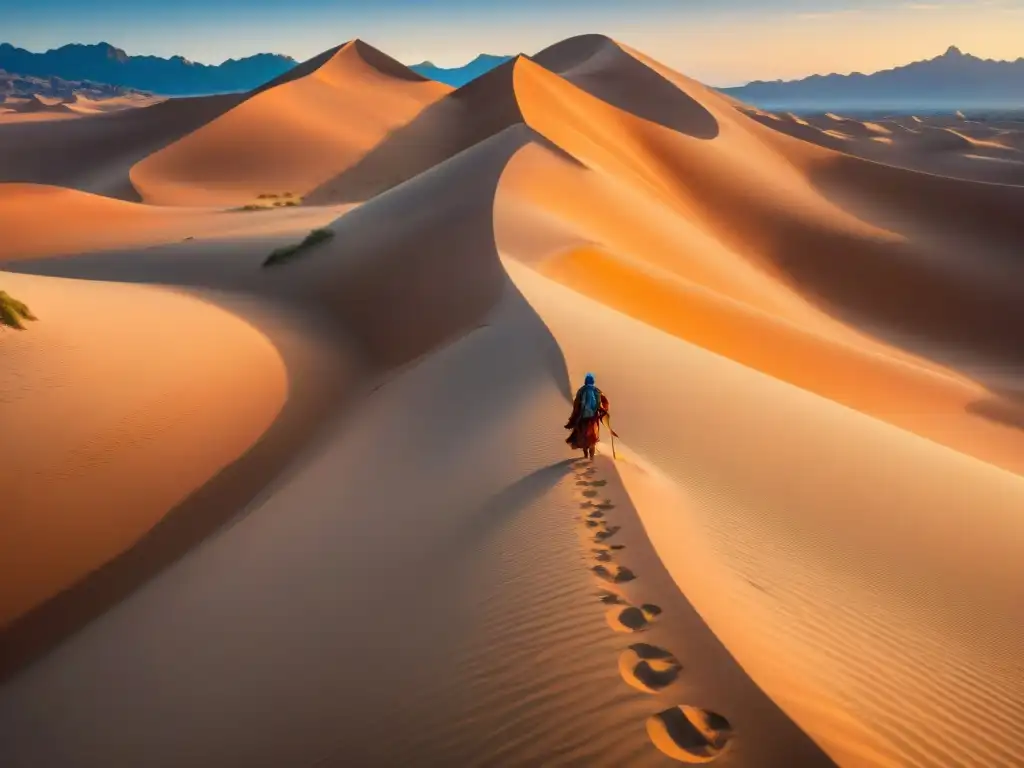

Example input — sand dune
[2,31,1024,768]
[744,107,1024,184]
[0,271,289,627]
[131,40,451,206]
[0,183,350,261]
[64,93,164,115]
[6,94,76,115]
[0,94,242,199]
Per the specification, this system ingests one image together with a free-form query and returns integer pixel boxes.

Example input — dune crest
[130,40,452,206]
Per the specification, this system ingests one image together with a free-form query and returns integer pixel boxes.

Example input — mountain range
[0,42,296,96]
[2,42,1022,111]
[409,54,513,87]
[723,46,1024,111]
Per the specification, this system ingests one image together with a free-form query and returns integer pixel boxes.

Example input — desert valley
[2,34,1024,767]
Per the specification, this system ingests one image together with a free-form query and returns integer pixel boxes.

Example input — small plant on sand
[262,227,335,267]
[237,192,302,212]
[0,290,38,330]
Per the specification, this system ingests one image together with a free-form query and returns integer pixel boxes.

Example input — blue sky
[6,0,1024,85]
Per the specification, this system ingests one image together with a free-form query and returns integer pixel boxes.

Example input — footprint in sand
[585,519,602,529]
[607,603,662,633]
[581,490,599,498]
[597,589,625,605]
[593,501,615,511]
[575,479,608,488]
[588,510,605,519]
[593,524,621,542]
[593,548,613,562]
[619,643,683,693]
[610,544,625,551]
[593,564,636,584]
[646,705,733,763]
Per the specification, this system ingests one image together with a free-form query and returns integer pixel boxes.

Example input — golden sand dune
[0,271,288,628]
[0,183,348,261]
[745,107,1024,184]
[1,33,1024,768]
[6,94,75,115]
[0,93,160,122]
[64,93,165,115]
[0,94,242,198]
[131,40,452,206]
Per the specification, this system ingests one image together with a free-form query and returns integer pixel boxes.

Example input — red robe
[564,387,610,450]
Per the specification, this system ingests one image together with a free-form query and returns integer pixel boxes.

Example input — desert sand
[741,105,1024,185]
[1,35,1023,768]
[0,92,164,123]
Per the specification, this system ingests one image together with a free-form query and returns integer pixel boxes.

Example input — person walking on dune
[565,372,610,460]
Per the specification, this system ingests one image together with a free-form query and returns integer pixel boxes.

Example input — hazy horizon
[7,0,1024,87]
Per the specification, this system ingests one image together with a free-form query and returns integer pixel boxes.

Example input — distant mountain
[0,42,296,96]
[724,47,1024,112]
[410,54,513,87]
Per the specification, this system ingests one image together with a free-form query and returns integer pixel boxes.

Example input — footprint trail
[569,454,734,763]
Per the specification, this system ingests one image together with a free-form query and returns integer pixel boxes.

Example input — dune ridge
[2,31,1024,768]
[130,40,452,206]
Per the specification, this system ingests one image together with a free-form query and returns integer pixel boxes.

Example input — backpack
[580,385,600,419]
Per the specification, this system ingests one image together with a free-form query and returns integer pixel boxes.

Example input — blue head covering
[584,372,595,386]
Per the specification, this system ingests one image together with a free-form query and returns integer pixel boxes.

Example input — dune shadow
[451,459,577,551]
[967,387,1024,431]
[530,35,719,140]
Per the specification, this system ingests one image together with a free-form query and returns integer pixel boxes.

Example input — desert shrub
[0,290,38,329]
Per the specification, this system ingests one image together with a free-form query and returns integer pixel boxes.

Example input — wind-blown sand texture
[1,34,1023,768]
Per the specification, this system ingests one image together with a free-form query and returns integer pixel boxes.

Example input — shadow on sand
[967,387,1024,432]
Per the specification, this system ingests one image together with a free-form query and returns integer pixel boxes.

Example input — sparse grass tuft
[0,290,38,330]
[236,192,302,212]
[262,227,335,267]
